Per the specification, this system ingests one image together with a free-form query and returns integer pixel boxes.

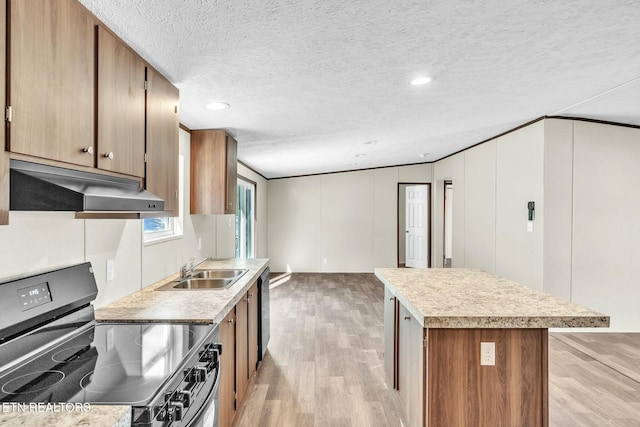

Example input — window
[143,153,185,243]
[236,176,255,258]
[143,216,176,240]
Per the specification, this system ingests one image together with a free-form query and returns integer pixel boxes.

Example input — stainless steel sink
[191,269,246,279]
[156,268,248,291]
[170,278,234,289]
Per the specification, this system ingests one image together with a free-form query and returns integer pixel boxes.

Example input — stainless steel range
[0,263,221,426]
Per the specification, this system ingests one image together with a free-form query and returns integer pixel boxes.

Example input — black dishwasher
[257,267,270,360]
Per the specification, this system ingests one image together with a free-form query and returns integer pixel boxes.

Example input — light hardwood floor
[235,273,640,427]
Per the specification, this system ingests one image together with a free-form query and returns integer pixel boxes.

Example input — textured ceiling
[78,0,640,178]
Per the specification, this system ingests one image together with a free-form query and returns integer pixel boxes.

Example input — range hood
[10,159,165,218]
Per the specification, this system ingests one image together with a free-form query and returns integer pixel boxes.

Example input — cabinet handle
[249,292,254,297]
[104,152,114,160]
[228,318,235,324]
[389,297,394,301]
[82,146,93,155]
[404,316,411,321]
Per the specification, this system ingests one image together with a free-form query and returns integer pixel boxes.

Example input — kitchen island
[375,268,609,427]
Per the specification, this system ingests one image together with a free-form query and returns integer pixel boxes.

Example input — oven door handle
[185,361,220,427]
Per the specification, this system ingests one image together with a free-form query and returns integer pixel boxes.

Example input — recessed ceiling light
[418,153,430,158]
[205,102,230,110]
[355,153,366,158]
[363,140,377,145]
[410,77,431,86]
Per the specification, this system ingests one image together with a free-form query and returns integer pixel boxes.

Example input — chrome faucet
[180,256,196,280]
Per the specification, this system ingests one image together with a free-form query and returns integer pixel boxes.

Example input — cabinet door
[1,0,8,224]
[9,0,95,167]
[383,287,397,389]
[190,129,227,214]
[398,304,424,427]
[219,309,236,427]
[248,282,259,378]
[235,293,249,407]
[225,134,238,214]
[146,68,179,215]
[97,26,145,177]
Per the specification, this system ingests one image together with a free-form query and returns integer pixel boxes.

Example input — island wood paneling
[427,328,547,427]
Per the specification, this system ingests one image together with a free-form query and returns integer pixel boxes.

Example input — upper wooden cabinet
[146,68,180,216]
[1,0,8,225]
[8,0,95,167]
[190,130,238,215]
[97,26,146,177]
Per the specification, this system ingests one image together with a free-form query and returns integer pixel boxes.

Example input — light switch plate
[106,259,115,282]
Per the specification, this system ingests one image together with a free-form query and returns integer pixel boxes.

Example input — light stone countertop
[95,258,270,324]
[375,268,609,329]
[0,404,130,427]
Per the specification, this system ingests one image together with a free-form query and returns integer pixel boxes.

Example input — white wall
[495,121,545,290]
[373,167,399,268]
[464,140,497,273]
[267,175,323,272]
[543,119,574,300]
[267,164,432,272]
[0,212,84,280]
[433,153,465,268]
[432,122,546,292]
[571,121,640,331]
[0,212,145,309]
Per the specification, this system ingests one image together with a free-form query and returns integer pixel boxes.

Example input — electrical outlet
[480,342,495,366]
[323,258,328,265]
[197,236,202,250]
[527,221,534,232]
[106,259,115,282]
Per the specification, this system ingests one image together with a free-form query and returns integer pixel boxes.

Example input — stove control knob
[187,367,207,383]
[168,402,184,422]
[200,343,223,361]
[174,390,192,408]
[214,343,223,356]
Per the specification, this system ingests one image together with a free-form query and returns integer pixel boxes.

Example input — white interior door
[405,185,429,268]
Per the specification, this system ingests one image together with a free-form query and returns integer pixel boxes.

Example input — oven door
[186,360,220,427]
